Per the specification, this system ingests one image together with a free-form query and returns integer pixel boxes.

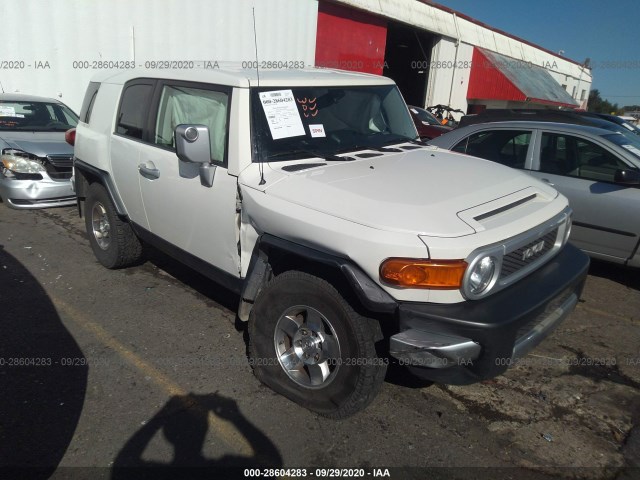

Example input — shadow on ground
[0,245,87,478]
[588,258,640,291]
[111,392,282,479]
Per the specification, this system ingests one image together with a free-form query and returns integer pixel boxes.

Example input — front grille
[46,154,74,168]
[500,228,558,279]
[44,155,73,180]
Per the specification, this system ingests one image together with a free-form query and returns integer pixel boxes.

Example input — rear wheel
[85,183,142,269]
[248,271,387,418]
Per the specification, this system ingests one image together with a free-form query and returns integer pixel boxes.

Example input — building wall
[0,0,319,112]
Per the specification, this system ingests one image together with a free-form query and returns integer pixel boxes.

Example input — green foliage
[588,89,620,114]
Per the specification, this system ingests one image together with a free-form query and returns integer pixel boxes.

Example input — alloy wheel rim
[91,202,111,250]
[273,305,341,389]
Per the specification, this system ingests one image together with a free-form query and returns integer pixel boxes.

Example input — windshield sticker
[296,96,318,118]
[309,124,326,138]
[259,90,305,140]
[0,106,16,117]
[621,144,640,156]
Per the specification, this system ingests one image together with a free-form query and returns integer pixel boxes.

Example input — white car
[71,68,589,417]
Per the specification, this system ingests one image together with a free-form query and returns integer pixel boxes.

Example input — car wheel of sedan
[85,183,142,269]
[248,271,387,418]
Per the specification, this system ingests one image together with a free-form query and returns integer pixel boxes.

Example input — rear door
[528,130,640,261]
[110,79,156,229]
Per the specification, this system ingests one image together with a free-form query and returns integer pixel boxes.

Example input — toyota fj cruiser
[72,68,589,418]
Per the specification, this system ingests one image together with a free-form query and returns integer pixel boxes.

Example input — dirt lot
[0,205,638,479]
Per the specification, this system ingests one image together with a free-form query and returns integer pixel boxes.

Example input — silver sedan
[0,93,78,209]
[429,121,640,267]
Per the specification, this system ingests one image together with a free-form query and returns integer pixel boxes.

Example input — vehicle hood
[257,148,557,237]
[0,131,72,156]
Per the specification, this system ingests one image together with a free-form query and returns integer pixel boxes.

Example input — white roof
[90,67,396,88]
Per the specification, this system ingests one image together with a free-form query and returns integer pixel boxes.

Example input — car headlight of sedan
[1,149,45,174]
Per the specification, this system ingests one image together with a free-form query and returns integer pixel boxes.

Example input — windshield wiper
[266,149,354,162]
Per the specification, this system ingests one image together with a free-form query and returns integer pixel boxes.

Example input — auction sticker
[309,124,326,138]
[259,90,305,140]
[0,106,16,116]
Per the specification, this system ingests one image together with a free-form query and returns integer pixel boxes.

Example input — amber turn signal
[380,258,468,289]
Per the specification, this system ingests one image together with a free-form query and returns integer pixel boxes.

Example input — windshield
[603,133,640,160]
[251,85,418,161]
[0,100,79,131]
[409,106,441,126]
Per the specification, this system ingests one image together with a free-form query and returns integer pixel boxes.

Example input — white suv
[72,68,589,417]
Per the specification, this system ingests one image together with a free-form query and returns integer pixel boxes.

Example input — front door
[138,80,240,278]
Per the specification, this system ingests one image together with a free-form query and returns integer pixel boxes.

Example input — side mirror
[175,124,216,188]
[614,168,640,186]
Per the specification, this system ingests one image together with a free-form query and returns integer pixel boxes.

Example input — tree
[588,89,620,114]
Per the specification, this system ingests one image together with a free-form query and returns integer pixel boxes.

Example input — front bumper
[0,176,75,209]
[389,244,589,384]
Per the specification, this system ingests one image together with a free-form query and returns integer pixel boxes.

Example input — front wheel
[248,271,387,418]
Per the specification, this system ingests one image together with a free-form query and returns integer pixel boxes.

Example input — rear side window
[453,130,532,168]
[79,82,100,123]
[116,82,154,139]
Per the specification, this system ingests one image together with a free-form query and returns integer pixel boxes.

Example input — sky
[433,0,640,108]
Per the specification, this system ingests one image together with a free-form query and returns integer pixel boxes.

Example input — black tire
[248,271,387,418]
[84,183,142,269]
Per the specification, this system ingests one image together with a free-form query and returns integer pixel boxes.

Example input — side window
[116,83,154,139]
[154,84,229,164]
[452,130,531,168]
[540,133,628,182]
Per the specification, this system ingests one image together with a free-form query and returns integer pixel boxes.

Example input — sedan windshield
[603,133,640,160]
[251,85,418,161]
[0,101,79,131]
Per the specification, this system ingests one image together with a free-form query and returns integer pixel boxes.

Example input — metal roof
[468,48,579,108]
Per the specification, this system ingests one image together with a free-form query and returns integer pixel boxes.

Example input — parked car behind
[0,94,78,209]
[407,105,453,139]
[592,113,640,135]
[430,121,640,267]
[458,109,640,139]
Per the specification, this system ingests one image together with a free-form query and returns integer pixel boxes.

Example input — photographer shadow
[0,245,87,479]
[111,392,282,480]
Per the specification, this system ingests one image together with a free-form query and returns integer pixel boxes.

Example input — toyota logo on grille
[522,240,545,261]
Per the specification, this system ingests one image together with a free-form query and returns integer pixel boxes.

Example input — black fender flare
[238,234,397,321]
[74,158,127,217]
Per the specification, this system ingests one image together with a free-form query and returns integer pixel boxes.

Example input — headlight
[467,255,497,296]
[1,149,45,174]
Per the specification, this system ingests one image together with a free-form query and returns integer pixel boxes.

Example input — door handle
[541,178,555,187]
[138,163,160,180]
